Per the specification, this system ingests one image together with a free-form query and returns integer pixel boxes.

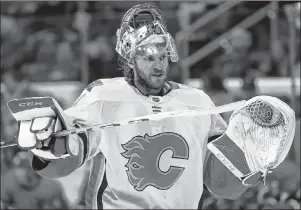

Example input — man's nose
[154,60,164,70]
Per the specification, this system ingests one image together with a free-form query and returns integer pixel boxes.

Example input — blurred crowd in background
[1,1,300,209]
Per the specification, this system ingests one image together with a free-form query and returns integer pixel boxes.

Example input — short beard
[136,68,160,90]
[136,62,170,87]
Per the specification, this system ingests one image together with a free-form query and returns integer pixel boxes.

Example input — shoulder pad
[86,79,104,92]
[74,77,141,106]
[173,84,216,108]
[178,83,196,90]
[85,77,127,92]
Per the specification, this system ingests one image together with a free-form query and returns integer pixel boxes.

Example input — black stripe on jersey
[152,106,162,113]
[97,171,108,209]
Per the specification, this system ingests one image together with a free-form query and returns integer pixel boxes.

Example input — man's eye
[160,55,166,60]
[146,56,155,61]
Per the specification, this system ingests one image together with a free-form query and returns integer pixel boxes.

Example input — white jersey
[31,77,227,209]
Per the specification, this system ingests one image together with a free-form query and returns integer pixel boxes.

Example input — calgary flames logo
[121,132,189,191]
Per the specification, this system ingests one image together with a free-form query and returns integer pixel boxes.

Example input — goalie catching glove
[7,97,85,160]
[208,96,296,187]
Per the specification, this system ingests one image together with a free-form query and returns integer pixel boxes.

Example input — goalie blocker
[7,97,88,161]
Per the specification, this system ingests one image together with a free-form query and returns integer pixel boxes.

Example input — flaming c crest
[121,132,189,191]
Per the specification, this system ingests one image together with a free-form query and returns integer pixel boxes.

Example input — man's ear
[128,63,134,69]
[128,59,135,69]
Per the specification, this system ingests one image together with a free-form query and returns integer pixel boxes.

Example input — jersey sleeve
[198,90,228,139]
[209,113,227,139]
[29,80,105,179]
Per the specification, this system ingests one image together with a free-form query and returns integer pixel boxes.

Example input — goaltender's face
[133,46,169,92]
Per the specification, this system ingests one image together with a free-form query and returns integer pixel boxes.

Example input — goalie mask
[115,3,178,63]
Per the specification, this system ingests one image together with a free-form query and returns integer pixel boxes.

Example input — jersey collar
[126,77,179,96]
[125,78,179,103]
